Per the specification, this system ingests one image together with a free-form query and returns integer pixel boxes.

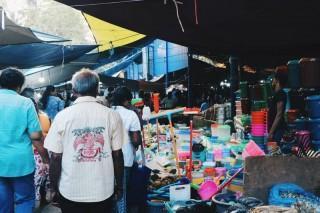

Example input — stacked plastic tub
[251,110,268,151]
[306,95,320,150]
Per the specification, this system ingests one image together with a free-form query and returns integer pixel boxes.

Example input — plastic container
[251,136,265,144]
[153,93,160,113]
[215,167,227,177]
[251,124,267,136]
[192,151,206,162]
[212,193,236,213]
[206,149,214,161]
[294,118,308,130]
[249,85,263,101]
[299,58,320,88]
[240,98,250,114]
[260,82,271,102]
[296,131,311,148]
[222,147,231,159]
[308,119,320,140]
[242,140,266,159]
[252,101,267,111]
[203,167,216,177]
[198,180,218,201]
[287,60,300,88]
[211,124,231,139]
[147,200,167,213]
[213,146,223,161]
[239,81,248,98]
[306,95,320,119]
[289,90,307,115]
[178,151,190,161]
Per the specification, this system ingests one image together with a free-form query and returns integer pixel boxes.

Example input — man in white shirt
[44,69,125,213]
[112,86,142,212]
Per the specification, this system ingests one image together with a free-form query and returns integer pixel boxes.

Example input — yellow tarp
[84,14,145,52]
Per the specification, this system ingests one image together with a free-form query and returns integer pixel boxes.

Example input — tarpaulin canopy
[56,0,320,66]
[0,9,42,45]
[24,53,99,88]
[1,0,145,52]
[83,13,145,52]
[24,36,153,88]
[0,43,98,69]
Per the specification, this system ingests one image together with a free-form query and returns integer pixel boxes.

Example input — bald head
[72,68,99,97]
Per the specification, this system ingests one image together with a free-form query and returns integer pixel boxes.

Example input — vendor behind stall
[161,91,177,109]
[268,68,288,143]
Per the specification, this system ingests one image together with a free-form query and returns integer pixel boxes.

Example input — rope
[171,0,185,32]
[60,45,65,73]
[70,0,144,8]
[194,0,198,25]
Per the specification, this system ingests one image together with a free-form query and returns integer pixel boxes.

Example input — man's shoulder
[17,95,34,106]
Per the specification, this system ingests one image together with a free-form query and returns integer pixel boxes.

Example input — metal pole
[187,50,192,107]
[229,56,239,118]
[165,41,169,90]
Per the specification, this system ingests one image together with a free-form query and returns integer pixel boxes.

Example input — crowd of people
[0,67,145,213]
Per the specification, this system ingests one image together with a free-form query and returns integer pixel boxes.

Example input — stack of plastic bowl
[240,81,248,98]
[251,111,267,151]
[306,95,320,142]
[216,105,225,124]
[211,124,231,139]
[241,98,250,115]
[235,100,242,116]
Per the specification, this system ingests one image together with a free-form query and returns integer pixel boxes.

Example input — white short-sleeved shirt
[112,106,141,167]
[44,96,124,202]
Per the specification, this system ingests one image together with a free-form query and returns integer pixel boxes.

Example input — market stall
[134,58,320,212]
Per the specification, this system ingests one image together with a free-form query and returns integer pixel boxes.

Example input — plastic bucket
[294,119,308,131]
[308,119,320,140]
[306,95,320,118]
[212,193,236,213]
[287,60,300,88]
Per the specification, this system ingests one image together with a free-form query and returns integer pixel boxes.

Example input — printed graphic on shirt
[72,127,108,162]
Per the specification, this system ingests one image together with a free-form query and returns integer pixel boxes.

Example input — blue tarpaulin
[0,43,98,69]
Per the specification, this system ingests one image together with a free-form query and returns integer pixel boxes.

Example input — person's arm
[33,138,50,164]
[112,150,124,200]
[27,100,49,163]
[129,112,142,149]
[49,152,62,192]
[44,114,64,193]
[269,101,285,140]
[111,112,125,200]
[129,131,142,149]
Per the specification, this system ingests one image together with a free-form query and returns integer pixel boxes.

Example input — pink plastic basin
[198,180,218,201]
